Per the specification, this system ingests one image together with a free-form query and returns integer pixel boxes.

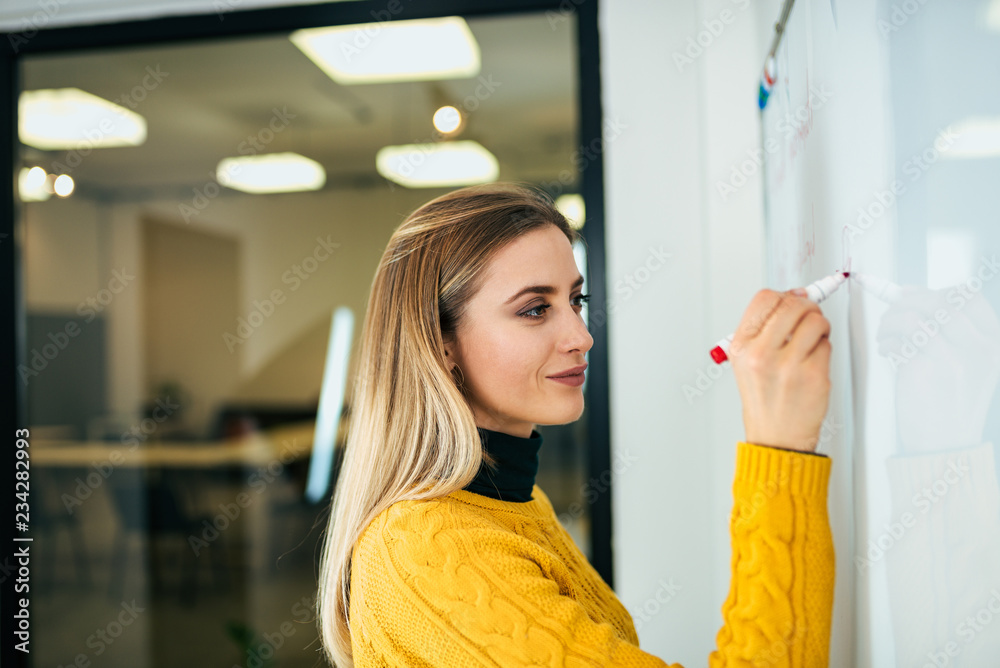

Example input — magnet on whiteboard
[758,56,777,110]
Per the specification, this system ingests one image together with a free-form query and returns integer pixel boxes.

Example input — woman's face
[444,224,594,438]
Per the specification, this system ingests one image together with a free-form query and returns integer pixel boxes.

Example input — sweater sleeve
[348,441,834,667]
[708,442,835,667]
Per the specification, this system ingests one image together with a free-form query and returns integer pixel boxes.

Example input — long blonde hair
[316,182,581,667]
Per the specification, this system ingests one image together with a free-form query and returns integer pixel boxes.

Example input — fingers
[732,289,826,359]
[785,310,832,361]
[733,289,785,342]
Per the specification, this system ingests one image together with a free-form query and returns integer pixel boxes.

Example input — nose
[559,304,594,354]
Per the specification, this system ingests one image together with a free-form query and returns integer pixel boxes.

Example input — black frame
[1,2,609,664]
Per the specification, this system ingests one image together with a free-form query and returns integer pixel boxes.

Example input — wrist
[743,431,819,454]
[752,442,827,457]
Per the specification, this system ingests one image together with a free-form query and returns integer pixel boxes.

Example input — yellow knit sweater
[348,441,835,666]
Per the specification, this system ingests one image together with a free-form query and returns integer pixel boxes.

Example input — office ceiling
[19,12,579,201]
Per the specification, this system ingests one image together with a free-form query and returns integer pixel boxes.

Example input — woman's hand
[729,288,832,453]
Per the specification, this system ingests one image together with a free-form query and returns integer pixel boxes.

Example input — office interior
[5,0,1000,667]
[9,9,594,667]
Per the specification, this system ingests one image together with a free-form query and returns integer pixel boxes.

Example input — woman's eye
[519,294,591,319]
[520,304,550,319]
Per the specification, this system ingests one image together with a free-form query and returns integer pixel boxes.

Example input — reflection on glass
[856,4,1000,664]
[855,271,1000,666]
[19,11,583,667]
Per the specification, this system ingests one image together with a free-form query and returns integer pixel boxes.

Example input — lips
[548,364,588,378]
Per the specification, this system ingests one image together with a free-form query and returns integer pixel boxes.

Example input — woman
[317,182,834,667]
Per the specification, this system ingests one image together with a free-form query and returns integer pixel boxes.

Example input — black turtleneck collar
[462,427,543,502]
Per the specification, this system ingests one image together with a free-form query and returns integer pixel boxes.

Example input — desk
[31,421,319,592]
[30,421,316,468]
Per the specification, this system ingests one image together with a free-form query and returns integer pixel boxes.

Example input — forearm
[709,442,835,667]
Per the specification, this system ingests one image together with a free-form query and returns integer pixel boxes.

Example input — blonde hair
[316,182,581,667]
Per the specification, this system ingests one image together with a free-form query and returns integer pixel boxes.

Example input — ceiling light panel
[290,17,481,84]
[19,87,147,150]
[375,140,498,188]
[217,152,326,194]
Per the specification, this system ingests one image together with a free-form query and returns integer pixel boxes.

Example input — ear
[442,333,458,366]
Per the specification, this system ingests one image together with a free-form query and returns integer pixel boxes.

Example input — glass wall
[858,1,1000,665]
[18,11,591,666]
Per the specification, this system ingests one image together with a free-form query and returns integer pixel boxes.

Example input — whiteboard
[760,1,1000,666]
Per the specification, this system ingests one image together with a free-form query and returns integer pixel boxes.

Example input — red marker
[710,271,850,364]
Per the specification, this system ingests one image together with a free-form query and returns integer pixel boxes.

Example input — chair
[106,467,232,606]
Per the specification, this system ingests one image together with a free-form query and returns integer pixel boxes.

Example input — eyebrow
[504,274,585,305]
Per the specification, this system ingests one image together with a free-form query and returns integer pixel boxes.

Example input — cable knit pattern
[349,442,834,666]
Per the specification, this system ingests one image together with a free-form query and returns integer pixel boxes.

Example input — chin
[537,399,585,426]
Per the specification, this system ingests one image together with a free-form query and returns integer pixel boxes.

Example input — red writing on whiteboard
[776,81,834,163]
[796,206,816,273]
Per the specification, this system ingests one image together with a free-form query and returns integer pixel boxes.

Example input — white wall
[601,0,768,661]
[10,0,773,662]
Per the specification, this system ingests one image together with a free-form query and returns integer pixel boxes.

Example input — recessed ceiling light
[290,17,480,84]
[941,117,1000,159]
[555,194,586,230]
[19,87,147,150]
[53,174,75,197]
[433,105,463,134]
[376,140,498,188]
[216,152,326,194]
[18,167,50,202]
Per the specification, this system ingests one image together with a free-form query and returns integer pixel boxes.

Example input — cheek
[465,325,542,388]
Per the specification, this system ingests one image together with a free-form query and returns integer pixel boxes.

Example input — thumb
[786,287,808,298]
